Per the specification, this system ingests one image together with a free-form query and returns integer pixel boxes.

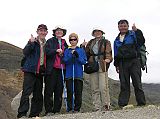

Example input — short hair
[118,19,129,25]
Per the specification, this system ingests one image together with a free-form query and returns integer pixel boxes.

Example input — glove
[73,51,79,58]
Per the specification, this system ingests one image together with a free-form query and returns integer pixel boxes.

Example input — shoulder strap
[98,38,107,59]
[103,39,107,59]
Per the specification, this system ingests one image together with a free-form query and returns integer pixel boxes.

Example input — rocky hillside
[0,41,23,71]
[0,41,23,119]
[0,41,160,119]
[0,69,23,119]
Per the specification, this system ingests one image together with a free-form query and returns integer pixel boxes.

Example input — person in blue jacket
[114,19,146,108]
[63,33,87,112]
[17,24,48,118]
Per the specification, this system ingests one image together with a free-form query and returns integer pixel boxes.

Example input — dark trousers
[118,58,146,107]
[44,68,64,113]
[17,72,44,117]
[66,79,83,112]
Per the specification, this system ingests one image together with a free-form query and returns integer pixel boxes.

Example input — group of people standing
[17,19,146,118]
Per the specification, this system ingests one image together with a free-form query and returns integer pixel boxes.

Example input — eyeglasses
[69,39,77,41]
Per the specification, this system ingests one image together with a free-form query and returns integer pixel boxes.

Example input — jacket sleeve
[45,39,57,58]
[23,41,36,56]
[77,49,87,65]
[105,40,113,63]
[113,40,119,67]
[62,49,73,64]
[135,29,145,46]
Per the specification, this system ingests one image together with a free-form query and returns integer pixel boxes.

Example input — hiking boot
[19,116,27,119]
[102,105,110,111]
[29,113,39,118]
[17,113,27,118]
[46,112,54,116]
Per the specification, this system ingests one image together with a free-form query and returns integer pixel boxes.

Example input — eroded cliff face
[0,69,23,119]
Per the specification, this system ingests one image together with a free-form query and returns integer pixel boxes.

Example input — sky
[0,0,160,83]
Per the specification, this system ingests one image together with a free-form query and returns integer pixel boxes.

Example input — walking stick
[61,64,68,111]
[58,40,68,111]
[72,55,75,112]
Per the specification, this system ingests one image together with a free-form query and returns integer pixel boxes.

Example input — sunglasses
[69,39,77,41]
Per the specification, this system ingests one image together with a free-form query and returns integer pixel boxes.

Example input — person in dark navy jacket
[44,26,68,115]
[114,19,146,108]
[63,33,87,112]
[17,24,48,118]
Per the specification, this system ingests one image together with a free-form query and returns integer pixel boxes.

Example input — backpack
[139,44,149,73]
[131,30,148,73]
[21,56,26,67]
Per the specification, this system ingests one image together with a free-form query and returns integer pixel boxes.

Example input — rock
[147,105,156,108]
[0,109,8,119]
[11,91,33,116]
[122,105,134,110]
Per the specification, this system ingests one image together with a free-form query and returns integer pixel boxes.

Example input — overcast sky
[0,0,160,83]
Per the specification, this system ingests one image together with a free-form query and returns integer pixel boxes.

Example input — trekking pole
[72,56,75,112]
[104,61,110,109]
[61,63,68,111]
[58,40,68,111]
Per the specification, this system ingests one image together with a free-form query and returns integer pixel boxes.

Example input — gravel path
[34,106,160,119]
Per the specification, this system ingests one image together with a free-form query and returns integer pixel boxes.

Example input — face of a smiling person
[37,28,48,40]
[55,29,64,38]
[118,22,129,35]
[93,30,103,38]
[69,36,78,46]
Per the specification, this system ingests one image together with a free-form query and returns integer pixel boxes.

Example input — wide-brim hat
[92,27,105,36]
[52,26,67,37]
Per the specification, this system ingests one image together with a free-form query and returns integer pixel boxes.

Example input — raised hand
[81,39,87,47]
[29,34,36,42]
[132,23,137,31]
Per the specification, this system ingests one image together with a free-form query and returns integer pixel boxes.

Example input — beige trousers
[89,64,110,110]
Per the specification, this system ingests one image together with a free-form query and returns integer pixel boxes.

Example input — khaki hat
[52,26,67,37]
[92,27,105,36]
[69,33,79,40]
